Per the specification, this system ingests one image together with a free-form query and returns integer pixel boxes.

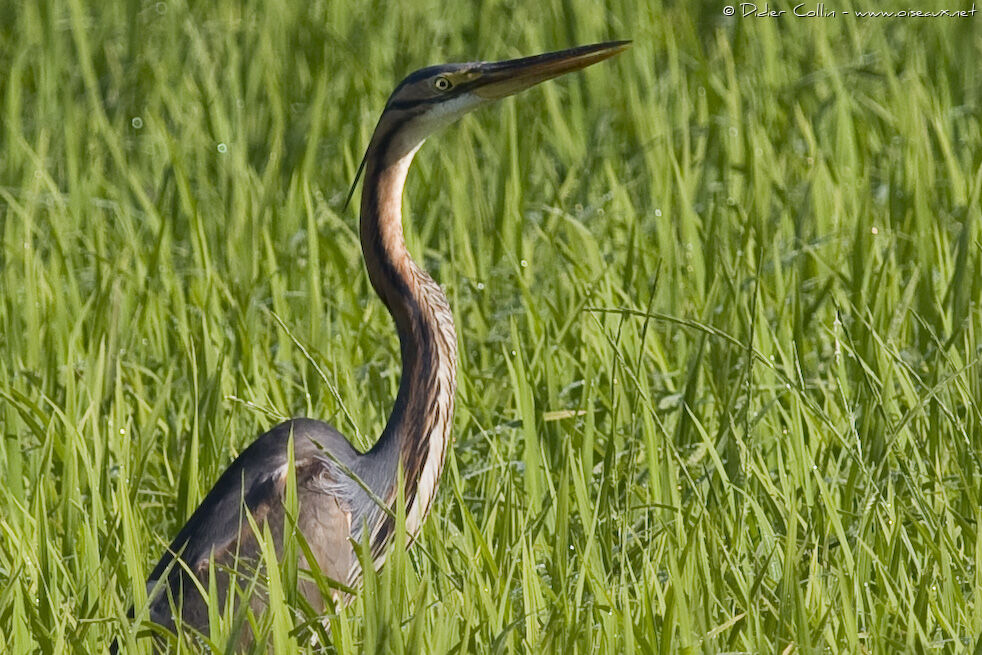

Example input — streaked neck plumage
[359,130,457,555]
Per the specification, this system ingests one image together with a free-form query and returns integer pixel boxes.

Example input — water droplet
[476,282,485,290]
[131,117,143,129]
[119,428,126,435]
[655,209,662,217]
[155,1,166,14]
[520,259,528,268]
[871,226,878,235]
[217,143,228,153]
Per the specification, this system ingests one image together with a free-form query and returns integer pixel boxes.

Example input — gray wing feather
[146,418,360,631]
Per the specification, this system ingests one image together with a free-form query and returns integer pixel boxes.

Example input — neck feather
[358,137,457,551]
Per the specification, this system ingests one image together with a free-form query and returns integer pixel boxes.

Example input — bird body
[125,40,629,647]
[146,419,361,629]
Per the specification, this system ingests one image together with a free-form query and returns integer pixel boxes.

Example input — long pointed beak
[472,41,630,100]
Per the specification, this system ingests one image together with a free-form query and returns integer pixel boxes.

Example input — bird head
[347,41,630,204]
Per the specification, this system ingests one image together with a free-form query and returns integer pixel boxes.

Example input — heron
[120,40,628,648]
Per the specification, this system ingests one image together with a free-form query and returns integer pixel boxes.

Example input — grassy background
[1,0,981,652]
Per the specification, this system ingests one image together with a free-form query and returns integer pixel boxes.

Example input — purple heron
[116,40,628,648]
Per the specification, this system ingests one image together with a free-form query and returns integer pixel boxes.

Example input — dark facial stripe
[384,76,489,112]
[385,96,446,111]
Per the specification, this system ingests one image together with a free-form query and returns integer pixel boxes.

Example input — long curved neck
[359,136,457,546]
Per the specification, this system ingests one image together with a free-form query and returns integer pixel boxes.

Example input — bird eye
[434,76,453,92]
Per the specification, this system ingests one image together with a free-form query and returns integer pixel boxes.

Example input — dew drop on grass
[520,259,528,268]
[217,143,228,153]
[655,209,662,217]
[131,117,143,129]
[155,1,166,13]
[871,226,878,235]
[874,184,888,204]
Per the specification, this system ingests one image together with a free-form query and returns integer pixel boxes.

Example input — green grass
[2,0,981,652]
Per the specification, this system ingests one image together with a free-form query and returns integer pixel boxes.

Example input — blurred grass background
[1,0,980,652]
